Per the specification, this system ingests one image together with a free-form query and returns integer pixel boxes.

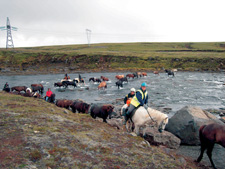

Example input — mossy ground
[0,91,209,168]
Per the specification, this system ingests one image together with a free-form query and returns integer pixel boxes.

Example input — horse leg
[134,124,140,136]
[206,143,216,169]
[197,143,207,163]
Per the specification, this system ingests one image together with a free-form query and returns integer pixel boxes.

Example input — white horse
[121,104,169,135]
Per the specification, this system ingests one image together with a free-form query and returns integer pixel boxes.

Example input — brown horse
[98,81,107,90]
[115,75,124,80]
[100,76,109,81]
[31,84,44,94]
[126,74,135,79]
[142,72,147,76]
[196,123,225,169]
[71,100,90,113]
[56,99,74,110]
[11,86,27,93]
[153,71,159,75]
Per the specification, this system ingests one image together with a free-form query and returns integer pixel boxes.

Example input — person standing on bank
[123,82,149,130]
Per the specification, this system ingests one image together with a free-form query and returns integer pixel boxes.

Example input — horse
[126,74,135,79]
[74,78,85,84]
[56,99,74,110]
[54,82,65,88]
[71,100,90,113]
[89,104,114,123]
[45,93,55,103]
[100,76,109,81]
[115,75,124,80]
[31,84,44,94]
[11,86,27,93]
[89,77,101,83]
[153,71,159,75]
[142,72,147,77]
[62,80,77,88]
[119,77,128,83]
[136,72,142,77]
[165,69,175,77]
[98,81,107,90]
[196,123,225,169]
[123,105,169,136]
[115,81,123,89]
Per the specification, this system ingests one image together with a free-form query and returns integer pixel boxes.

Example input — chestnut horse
[98,81,107,90]
[11,86,27,93]
[126,74,135,79]
[196,123,225,169]
[115,75,124,80]
[142,72,147,76]
[100,76,109,81]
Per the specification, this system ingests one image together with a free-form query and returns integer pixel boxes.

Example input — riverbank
[0,42,225,76]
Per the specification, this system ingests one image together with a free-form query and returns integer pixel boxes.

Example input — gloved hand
[144,104,148,110]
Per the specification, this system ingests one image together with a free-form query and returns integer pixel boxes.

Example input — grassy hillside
[0,42,225,74]
[0,91,205,168]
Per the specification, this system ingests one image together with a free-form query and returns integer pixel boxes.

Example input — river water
[1,72,225,116]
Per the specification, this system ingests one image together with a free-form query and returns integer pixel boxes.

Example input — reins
[146,107,156,122]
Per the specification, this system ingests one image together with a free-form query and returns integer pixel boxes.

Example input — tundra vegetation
[0,42,225,74]
[0,91,206,168]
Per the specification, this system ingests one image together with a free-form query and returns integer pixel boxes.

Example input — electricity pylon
[0,17,18,49]
[86,29,91,47]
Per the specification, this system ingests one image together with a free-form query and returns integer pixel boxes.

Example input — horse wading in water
[196,123,225,169]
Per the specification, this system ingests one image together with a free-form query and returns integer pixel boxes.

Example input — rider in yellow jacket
[123,82,149,129]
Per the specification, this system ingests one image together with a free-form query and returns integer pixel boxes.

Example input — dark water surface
[1,72,224,115]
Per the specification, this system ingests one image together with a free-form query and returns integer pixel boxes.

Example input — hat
[141,82,147,87]
[130,88,136,92]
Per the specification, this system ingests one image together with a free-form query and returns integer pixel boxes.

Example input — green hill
[0,42,225,74]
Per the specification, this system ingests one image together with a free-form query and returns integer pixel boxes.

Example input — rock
[107,118,123,130]
[143,127,181,149]
[166,106,223,145]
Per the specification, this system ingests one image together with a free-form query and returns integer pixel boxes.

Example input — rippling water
[1,72,224,114]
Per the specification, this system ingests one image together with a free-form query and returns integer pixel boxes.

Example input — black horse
[115,81,123,89]
[119,77,128,83]
[89,77,101,83]
[45,93,55,103]
[62,80,77,88]
[165,69,175,77]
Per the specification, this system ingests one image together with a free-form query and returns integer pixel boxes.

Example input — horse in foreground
[121,105,168,136]
[196,123,225,169]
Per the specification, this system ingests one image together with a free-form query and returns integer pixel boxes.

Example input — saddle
[127,106,140,122]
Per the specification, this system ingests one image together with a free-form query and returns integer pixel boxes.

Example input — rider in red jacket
[45,88,53,101]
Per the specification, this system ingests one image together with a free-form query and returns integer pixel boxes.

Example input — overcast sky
[0,0,224,47]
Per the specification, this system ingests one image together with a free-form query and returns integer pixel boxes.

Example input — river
[1,72,224,116]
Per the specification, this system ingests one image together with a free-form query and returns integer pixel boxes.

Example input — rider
[45,88,53,101]
[124,88,136,105]
[3,82,10,92]
[123,82,149,130]
[64,73,70,80]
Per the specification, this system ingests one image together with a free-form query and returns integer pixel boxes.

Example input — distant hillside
[0,42,225,74]
[0,91,203,168]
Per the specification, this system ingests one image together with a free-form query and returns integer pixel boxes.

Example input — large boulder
[166,106,223,145]
[143,127,181,149]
